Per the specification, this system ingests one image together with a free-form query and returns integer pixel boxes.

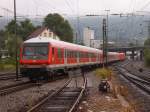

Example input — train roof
[24,37,102,53]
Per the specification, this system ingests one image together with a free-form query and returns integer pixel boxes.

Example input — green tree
[19,19,36,40]
[5,19,36,41]
[0,30,5,49]
[3,19,35,57]
[4,32,22,57]
[44,13,73,42]
[144,38,150,46]
[5,20,20,34]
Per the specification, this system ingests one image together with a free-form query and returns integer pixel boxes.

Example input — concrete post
[131,50,135,60]
[140,50,143,61]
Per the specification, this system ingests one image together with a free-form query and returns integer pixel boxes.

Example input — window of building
[44,33,47,37]
[49,32,52,37]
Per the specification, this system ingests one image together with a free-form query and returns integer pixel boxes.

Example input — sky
[0,0,150,17]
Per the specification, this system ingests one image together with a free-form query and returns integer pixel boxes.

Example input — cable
[42,0,66,13]
[140,0,150,10]
[0,5,25,17]
[64,0,75,14]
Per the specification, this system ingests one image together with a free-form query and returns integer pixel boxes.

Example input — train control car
[20,37,125,80]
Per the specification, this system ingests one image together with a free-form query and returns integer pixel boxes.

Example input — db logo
[33,60,36,62]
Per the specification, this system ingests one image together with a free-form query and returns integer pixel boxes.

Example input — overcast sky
[0,0,150,17]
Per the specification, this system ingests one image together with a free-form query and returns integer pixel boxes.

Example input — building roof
[28,27,47,39]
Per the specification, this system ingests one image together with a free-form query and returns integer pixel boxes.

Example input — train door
[64,49,67,65]
[51,47,55,64]
[56,48,64,64]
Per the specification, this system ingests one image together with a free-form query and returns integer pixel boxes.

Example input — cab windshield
[23,43,49,60]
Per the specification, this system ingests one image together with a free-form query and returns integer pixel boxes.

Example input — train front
[20,41,51,80]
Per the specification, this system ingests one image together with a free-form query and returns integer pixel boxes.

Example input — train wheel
[29,77,36,82]
[47,71,54,81]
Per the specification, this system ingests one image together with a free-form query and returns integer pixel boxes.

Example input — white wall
[83,27,94,47]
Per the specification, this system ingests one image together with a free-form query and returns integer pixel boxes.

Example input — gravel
[76,71,122,112]
[0,78,29,89]
[115,60,150,112]
[122,60,150,80]
[0,78,69,112]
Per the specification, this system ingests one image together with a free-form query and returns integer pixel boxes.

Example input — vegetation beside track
[95,68,112,80]
[144,48,150,66]
[144,38,150,66]
[0,57,16,71]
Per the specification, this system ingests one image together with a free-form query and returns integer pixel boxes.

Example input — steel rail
[116,65,150,83]
[0,72,16,76]
[115,66,150,94]
[0,82,35,96]
[68,78,87,112]
[26,78,72,112]
[0,72,22,80]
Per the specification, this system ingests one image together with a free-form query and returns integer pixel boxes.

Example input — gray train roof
[24,37,102,53]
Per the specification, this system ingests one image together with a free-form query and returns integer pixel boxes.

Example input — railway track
[115,66,150,95]
[116,63,150,82]
[0,81,36,96]
[0,72,22,80]
[27,77,87,112]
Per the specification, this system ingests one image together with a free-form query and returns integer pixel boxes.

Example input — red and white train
[20,37,125,80]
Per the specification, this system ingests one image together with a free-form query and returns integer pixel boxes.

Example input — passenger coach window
[57,48,62,58]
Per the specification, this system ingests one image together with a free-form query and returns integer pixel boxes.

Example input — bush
[95,68,112,80]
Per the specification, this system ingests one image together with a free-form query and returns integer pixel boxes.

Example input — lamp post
[105,10,110,67]
[14,0,19,80]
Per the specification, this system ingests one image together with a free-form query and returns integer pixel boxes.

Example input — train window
[80,52,82,58]
[72,51,74,58]
[24,46,48,56]
[57,48,61,58]
[23,43,49,60]
[70,51,72,58]
[73,51,75,58]
[65,49,67,58]
[69,51,71,58]
[72,51,73,58]
[75,51,77,58]
[67,50,70,58]
[81,52,83,58]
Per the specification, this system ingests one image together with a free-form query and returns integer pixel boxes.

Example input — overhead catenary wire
[0,6,24,17]
[140,0,150,10]
[64,0,76,14]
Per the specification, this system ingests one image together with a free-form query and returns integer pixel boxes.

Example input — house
[28,27,60,40]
